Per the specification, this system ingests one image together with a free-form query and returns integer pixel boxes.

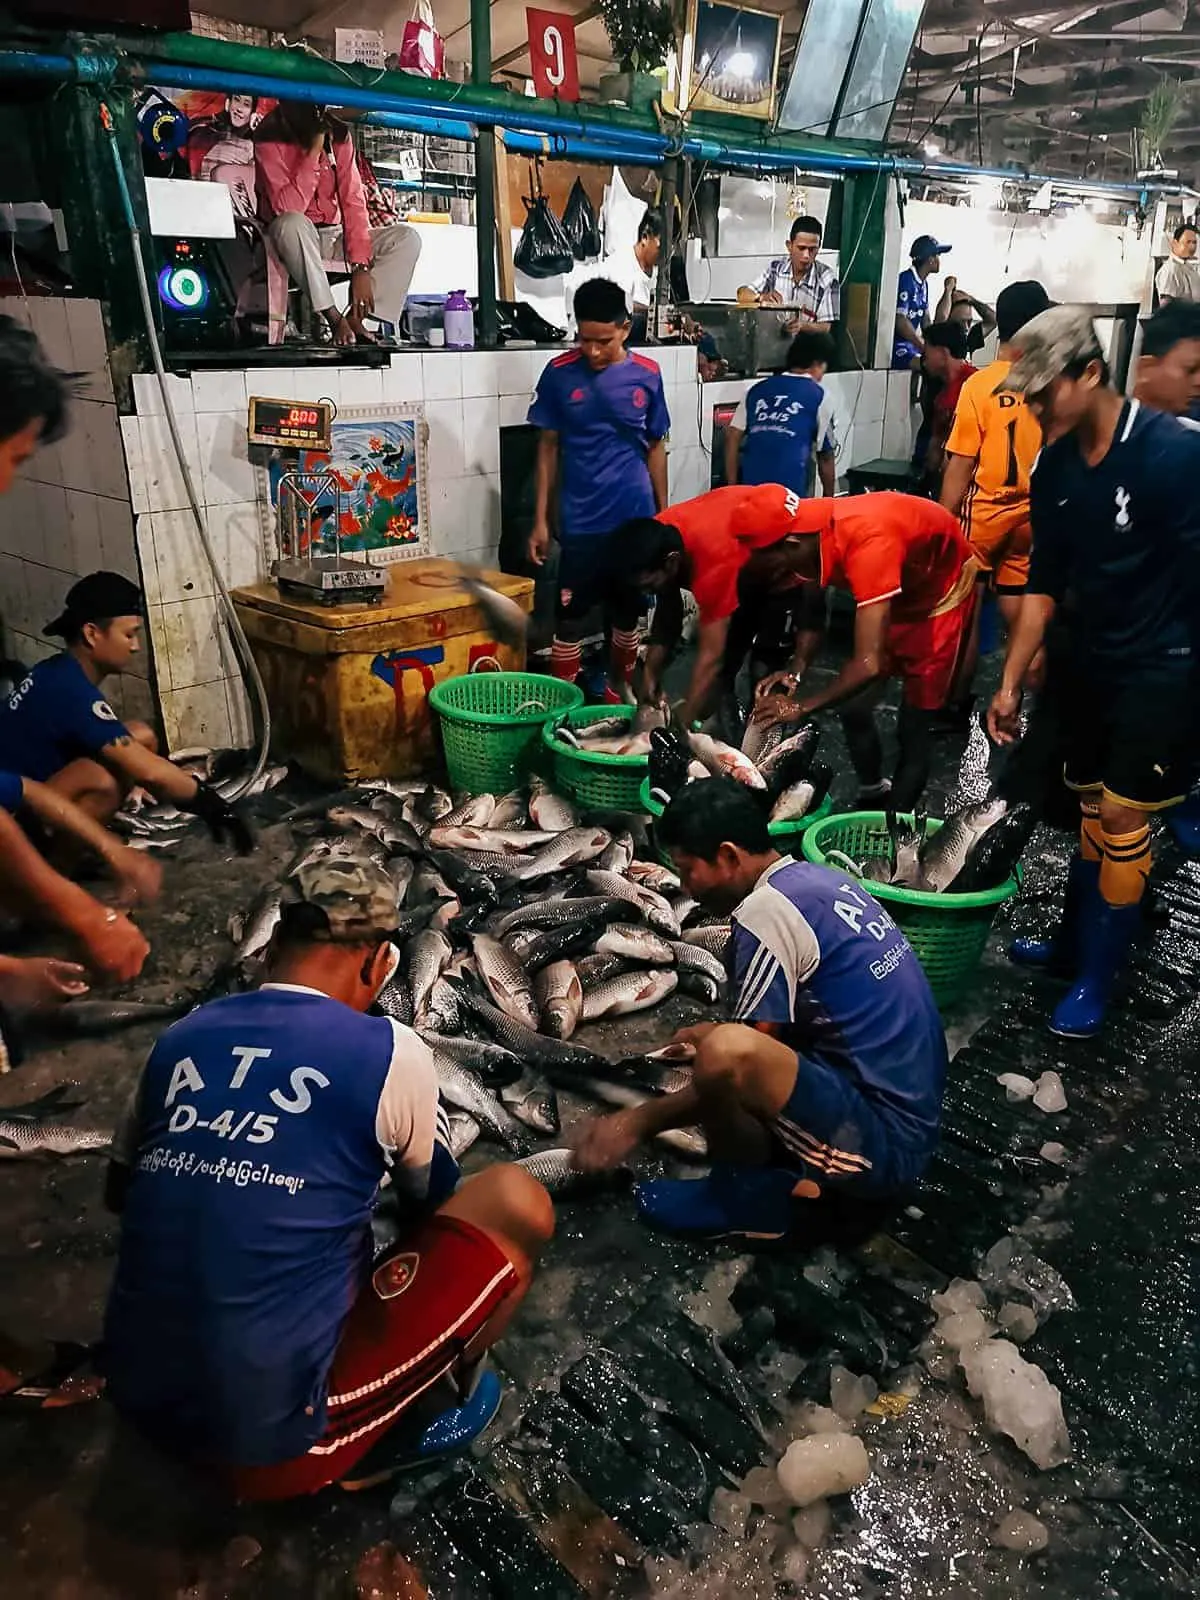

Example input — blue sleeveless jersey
[102,985,440,1466]
[732,857,947,1160]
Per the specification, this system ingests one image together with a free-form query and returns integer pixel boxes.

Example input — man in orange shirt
[746,493,978,809]
[940,281,1051,653]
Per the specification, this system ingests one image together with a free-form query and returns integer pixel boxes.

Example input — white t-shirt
[1156,254,1200,302]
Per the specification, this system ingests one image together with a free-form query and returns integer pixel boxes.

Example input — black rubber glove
[189,779,255,854]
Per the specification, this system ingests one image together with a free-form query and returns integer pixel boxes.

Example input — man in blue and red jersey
[571,780,947,1240]
[527,275,670,696]
[102,856,553,1499]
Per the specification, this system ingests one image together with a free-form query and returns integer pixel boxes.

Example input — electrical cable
[99,101,270,793]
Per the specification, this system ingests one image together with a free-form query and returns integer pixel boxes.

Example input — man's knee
[374,222,421,269]
[267,211,311,253]
[460,1163,555,1262]
[694,1023,763,1097]
[128,719,158,754]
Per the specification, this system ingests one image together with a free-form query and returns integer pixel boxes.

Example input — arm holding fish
[99,737,253,852]
[638,581,685,708]
[679,616,731,727]
[755,583,827,703]
[16,777,161,906]
[987,593,1055,745]
[754,600,890,726]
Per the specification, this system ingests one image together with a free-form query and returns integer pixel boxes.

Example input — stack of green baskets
[640,777,835,864]
[802,811,1021,1008]
[429,672,583,793]
[544,705,650,811]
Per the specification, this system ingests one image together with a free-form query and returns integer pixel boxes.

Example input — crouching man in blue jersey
[102,857,553,1499]
[572,779,948,1240]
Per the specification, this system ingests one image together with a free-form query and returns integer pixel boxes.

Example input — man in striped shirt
[746,216,840,334]
[571,780,946,1239]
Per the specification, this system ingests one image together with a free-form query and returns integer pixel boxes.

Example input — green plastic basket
[640,777,835,867]
[802,811,1021,1008]
[429,672,583,793]
[544,706,650,811]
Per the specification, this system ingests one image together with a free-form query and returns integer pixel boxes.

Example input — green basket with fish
[639,777,834,866]
[801,811,1021,1009]
[429,672,583,793]
[544,705,650,811]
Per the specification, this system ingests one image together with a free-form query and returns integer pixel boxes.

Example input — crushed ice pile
[919,1235,1075,1471]
[996,1068,1069,1112]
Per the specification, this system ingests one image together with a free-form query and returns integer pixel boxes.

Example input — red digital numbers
[287,407,320,426]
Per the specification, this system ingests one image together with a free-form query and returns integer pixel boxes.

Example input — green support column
[836,167,891,370]
[471,0,500,349]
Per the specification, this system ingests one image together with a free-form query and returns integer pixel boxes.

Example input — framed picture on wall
[675,0,783,122]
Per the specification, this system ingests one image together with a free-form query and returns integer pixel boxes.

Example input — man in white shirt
[605,210,662,333]
[1155,221,1200,304]
[745,215,840,335]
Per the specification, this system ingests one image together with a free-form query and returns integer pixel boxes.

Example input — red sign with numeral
[527,8,580,102]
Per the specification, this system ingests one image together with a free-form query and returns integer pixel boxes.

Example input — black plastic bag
[561,178,601,260]
[514,194,575,280]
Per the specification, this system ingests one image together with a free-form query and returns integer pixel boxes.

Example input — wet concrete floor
[1,680,1199,1598]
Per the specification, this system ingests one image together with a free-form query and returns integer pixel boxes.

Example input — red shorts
[886,588,978,711]
[227,1215,517,1501]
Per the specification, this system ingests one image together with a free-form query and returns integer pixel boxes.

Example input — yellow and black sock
[1079,798,1104,864]
[1099,823,1152,907]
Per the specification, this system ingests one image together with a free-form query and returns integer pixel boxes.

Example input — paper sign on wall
[526,8,580,102]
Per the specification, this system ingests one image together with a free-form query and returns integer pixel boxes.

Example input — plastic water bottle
[444,290,475,350]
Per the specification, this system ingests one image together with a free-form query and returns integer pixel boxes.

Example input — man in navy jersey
[988,306,1200,1037]
[102,857,554,1498]
[527,275,670,697]
[724,329,838,497]
[572,780,947,1239]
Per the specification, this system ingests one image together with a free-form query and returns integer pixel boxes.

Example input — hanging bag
[514,164,575,279]
[561,177,601,260]
[399,0,445,79]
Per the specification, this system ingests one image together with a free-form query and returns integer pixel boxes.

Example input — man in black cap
[893,235,955,370]
[0,571,252,852]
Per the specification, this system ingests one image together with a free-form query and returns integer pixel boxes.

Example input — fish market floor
[2,728,1200,1596]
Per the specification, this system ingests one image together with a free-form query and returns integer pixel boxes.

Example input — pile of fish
[228,776,736,1186]
[848,800,1036,895]
[0,1082,112,1158]
[112,748,289,851]
[645,714,833,828]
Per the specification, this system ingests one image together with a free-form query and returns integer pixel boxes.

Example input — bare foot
[344,309,379,344]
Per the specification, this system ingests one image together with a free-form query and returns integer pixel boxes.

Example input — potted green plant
[597,0,676,112]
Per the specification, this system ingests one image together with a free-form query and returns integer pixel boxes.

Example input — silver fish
[376,975,414,1026]
[627,860,681,891]
[529,777,578,832]
[534,960,583,1040]
[428,825,554,855]
[500,1067,560,1135]
[488,895,619,941]
[419,1031,523,1085]
[446,1111,481,1160]
[888,810,929,890]
[770,779,815,823]
[573,715,631,741]
[431,1051,527,1152]
[687,732,767,790]
[575,952,629,990]
[0,1119,112,1157]
[581,967,678,1022]
[453,569,528,649]
[411,865,455,906]
[577,732,654,756]
[595,923,674,964]
[515,1147,626,1197]
[757,721,821,779]
[511,826,611,882]
[360,778,435,799]
[470,933,539,1029]
[327,803,392,837]
[584,870,681,937]
[455,986,606,1074]
[235,884,283,965]
[681,922,732,960]
[504,918,601,973]
[740,716,784,770]
[387,856,415,907]
[575,1078,707,1159]
[668,941,727,994]
[438,793,497,829]
[408,930,453,1024]
[126,836,182,853]
[422,977,461,1033]
[49,998,189,1036]
[490,791,527,828]
[429,896,463,935]
[596,829,636,874]
[919,798,1009,893]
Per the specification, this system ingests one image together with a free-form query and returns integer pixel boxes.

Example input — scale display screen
[248,396,334,451]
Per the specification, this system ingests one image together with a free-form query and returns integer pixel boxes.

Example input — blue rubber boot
[634,1163,809,1241]
[1166,791,1200,855]
[1049,899,1141,1039]
[338,1366,503,1489]
[1009,854,1099,977]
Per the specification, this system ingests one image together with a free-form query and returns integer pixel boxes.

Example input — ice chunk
[682,1257,750,1337]
[1032,1070,1068,1113]
[708,1487,750,1541]
[776,1543,810,1585]
[997,1072,1036,1101]
[777,1433,871,1506]
[992,1510,1050,1553]
[998,1301,1039,1342]
[931,1278,988,1318]
[935,1308,994,1350]
[977,1235,1076,1323]
[829,1365,879,1420]
[1040,1141,1067,1165]
[791,1500,832,1550]
[739,1463,794,1516]
[794,1402,851,1435]
[959,1338,1072,1469]
[917,1337,958,1382]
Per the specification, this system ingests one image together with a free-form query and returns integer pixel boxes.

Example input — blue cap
[910,235,951,263]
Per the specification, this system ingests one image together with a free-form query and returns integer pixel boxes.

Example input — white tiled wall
[0,297,151,726]
[123,346,913,751]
